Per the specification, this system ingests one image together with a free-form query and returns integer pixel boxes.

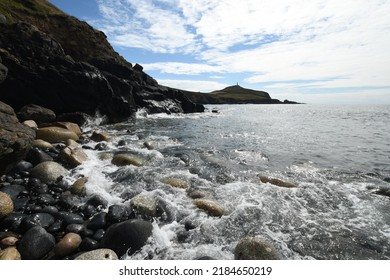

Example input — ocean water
[73,104,390,260]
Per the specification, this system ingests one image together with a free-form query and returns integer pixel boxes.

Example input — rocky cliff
[0,0,204,122]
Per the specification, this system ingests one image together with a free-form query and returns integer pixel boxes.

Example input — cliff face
[0,0,204,122]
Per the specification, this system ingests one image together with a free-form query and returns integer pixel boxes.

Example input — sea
[73,104,390,260]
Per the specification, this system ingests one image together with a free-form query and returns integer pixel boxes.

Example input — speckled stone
[74,248,118,260]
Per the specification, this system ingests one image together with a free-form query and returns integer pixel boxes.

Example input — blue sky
[49,0,390,104]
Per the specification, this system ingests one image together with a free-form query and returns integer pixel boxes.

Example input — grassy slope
[183,85,275,104]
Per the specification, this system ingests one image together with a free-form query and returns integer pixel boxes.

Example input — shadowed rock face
[0,101,35,175]
[0,1,204,122]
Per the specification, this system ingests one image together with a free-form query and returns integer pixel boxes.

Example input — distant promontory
[183,85,300,105]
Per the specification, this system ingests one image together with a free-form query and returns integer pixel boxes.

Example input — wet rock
[0,247,21,260]
[74,248,118,260]
[19,213,55,232]
[26,148,54,165]
[79,204,97,219]
[0,213,27,232]
[30,161,69,184]
[374,186,390,197]
[259,175,298,188]
[130,194,157,217]
[100,219,153,257]
[17,104,56,123]
[36,126,79,143]
[98,152,113,161]
[45,122,82,137]
[10,160,33,174]
[143,141,154,150]
[184,220,196,231]
[22,120,38,130]
[79,237,99,251]
[0,61,7,83]
[33,139,54,150]
[92,229,105,241]
[37,194,57,205]
[188,190,207,199]
[65,223,85,235]
[87,212,107,230]
[107,204,132,224]
[95,142,108,151]
[234,237,280,260]
[57,212,84,225]
[162,178,189,189]
[193,199,224,217]
[17,226,55,259]
[70,177,88,196]
[57,112,91,127]
[54,232,82,257]
[0,191,13,219]
[59,145,88,167]
[90,131,112,142]
[87,195,108,209]
[0,101,35,174]
[0,184,26,200]
[112,153,145,167]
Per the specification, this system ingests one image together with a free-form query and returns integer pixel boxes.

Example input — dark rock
[19,213,55,233]
[26,148,54,166]
[17,104,56,123]
[0,62,7,83]
[184,220,196,231]
[0,184,26,200]
[87,212,107,230]
[383,177,390,183]
[107,205,132,224]
[0,2,204,127]
[37,194,57,205]
[57,212,84,225]
[57,193,81,211]
[95,142,108,151]
[0,101,35,175]
[17,226,55,259]
[41,206,59,215]
[10,160,33,174]
[92,229,105,241]
[0,213,28,232]
[79,204,97,219]
[47,220,63,234]
[79,237,99,251]
[87,195,108,209]
[12,197,30,212]
[31,183,49,195]
[57,112,91,127]
[196,256,216,260]
[100,219,153,257]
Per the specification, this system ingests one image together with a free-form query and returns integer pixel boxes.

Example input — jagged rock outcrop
[0,1,204,122]
[0,101,35,174]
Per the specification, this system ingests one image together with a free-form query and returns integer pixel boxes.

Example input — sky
[49,0,390,104]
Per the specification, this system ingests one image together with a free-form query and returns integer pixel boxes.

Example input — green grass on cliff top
[0,0,63,23]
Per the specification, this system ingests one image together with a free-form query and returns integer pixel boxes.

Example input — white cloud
[94,0,390,102]
[143,62,224,75]
[156,79,230,92]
